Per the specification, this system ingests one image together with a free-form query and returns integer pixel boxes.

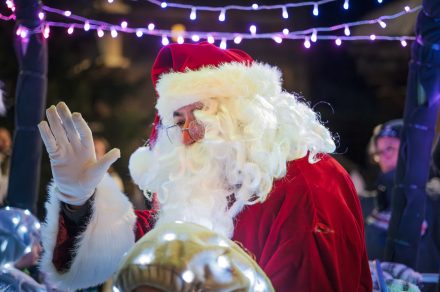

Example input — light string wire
[0,11,14,21]
[144,0,338,11]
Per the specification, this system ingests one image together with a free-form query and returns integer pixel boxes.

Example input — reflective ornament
[113,222,274,291]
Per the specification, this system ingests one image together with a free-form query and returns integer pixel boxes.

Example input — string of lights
[289,5,419,36]
[146,0,338,11]
[1,1,417,48]
[142,0,346,19]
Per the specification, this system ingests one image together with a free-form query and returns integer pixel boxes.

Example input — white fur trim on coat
[155,62,282,123]
[40,174,136,291]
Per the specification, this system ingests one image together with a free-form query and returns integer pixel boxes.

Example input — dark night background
[0,0,419,217]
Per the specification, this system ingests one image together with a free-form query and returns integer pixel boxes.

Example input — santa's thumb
[94,148,121,174]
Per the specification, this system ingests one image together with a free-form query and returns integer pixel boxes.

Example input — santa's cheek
[189,121,205,141]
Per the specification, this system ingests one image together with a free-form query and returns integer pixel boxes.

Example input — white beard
[129,128,250,238]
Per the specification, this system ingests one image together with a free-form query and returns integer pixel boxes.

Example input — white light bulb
[6,0,13,9]
[234,35,242,44]
[20,29,28,38]
[282,28,289,35]
[335,38,342,46]
[249,25,257,35]
[378,20,386,28]
[273,36,283,44]
[121,21,128,29]
[401,39,407,47]
[38,12,45,20]
[108,0,114,3]
[97,28,104,38]
[378,0,383,3]
[282,6,289,19]
[311,29,317,42]
[370,34,376,40]
[148,23,155,31]
[111,28,118,38]
[177,36,184,44]
[207,35,215,43]
[162,35,169,46]
[252,3,259,10]
[161,2,167,8]
[192,34,200,42]
[344,26,350,36]
[404,6,410,12]
[43,26,50,38]
[190,7,197,20]
[219,9,226,22]
[84,21,90,31]
[67,25,74,35]
[304,38,311,49]
[136,30,143,37]
[64,10,72,17]
[313,4,319,16]
[220,38,227,49]
[343,0,349,10]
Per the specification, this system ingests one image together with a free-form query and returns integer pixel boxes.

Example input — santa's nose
[182,119,195,145]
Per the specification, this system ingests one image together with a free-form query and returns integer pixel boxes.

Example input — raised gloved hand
[38,102,120,205]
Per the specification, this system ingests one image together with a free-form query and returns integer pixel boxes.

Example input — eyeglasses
[372,146,398,162]
[165,120,205,144]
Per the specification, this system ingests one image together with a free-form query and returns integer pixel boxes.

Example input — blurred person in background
[363,119,440,275]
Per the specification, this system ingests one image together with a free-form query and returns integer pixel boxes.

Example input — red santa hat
[148,42,282,145]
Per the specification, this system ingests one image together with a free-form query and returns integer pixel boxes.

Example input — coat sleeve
[39,174,137,291]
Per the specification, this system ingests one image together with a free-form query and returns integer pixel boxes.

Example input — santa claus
[38,42,372,291]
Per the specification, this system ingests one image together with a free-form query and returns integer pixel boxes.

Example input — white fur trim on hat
[40,174,136,291]
[155,62,282,122]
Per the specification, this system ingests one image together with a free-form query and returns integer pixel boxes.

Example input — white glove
[38,102,120,205]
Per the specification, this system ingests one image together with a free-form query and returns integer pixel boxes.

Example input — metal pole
[6,0,47,212]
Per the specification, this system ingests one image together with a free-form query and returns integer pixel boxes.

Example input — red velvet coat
[134,155,372,291]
